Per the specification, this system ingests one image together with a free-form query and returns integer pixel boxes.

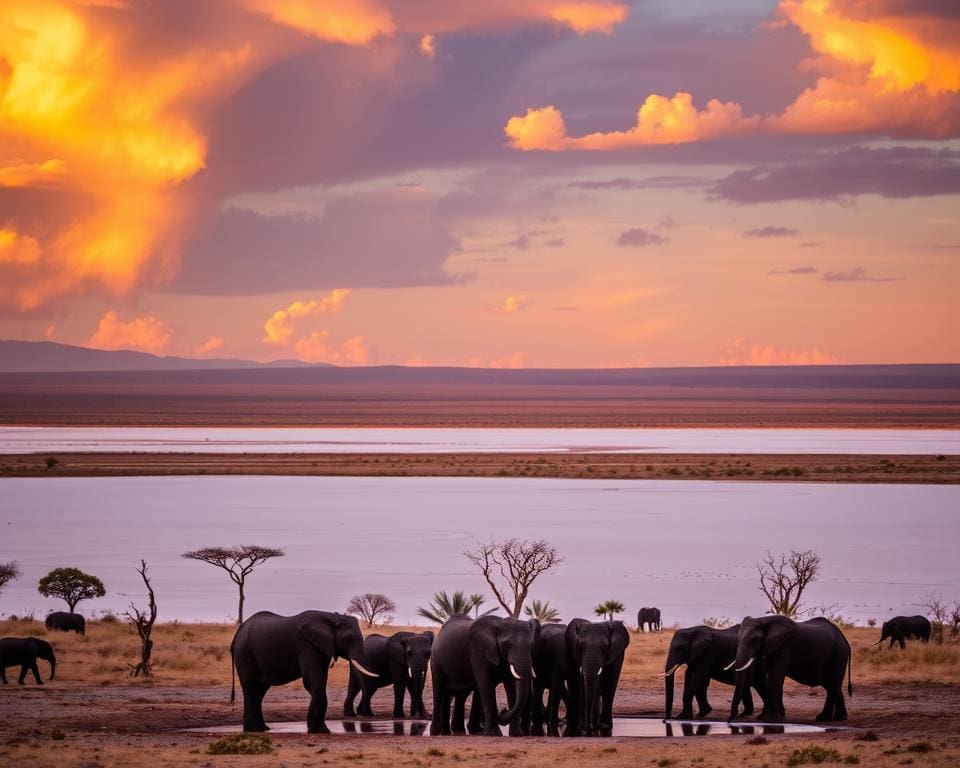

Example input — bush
[786,747,858,765]
[906,741,933,754]
[207,734,273,755]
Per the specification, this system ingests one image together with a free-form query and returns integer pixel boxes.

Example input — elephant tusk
[662,663,682,677]
[723,660,737,671]
[734,657,754,673]
[351,660,379,678]
[531,668,537,679]
[509,664,523,680]
[597,666,603,676]
[408,666,413,678]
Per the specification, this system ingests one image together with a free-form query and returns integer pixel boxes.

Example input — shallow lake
[2,426,959,455]
[2,477,956,626]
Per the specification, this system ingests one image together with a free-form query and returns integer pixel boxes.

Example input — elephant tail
[844,633,853,697]
[230,645,237,706]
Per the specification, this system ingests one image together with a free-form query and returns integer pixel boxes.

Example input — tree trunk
[68,599,78,612]
[237,579,245,624]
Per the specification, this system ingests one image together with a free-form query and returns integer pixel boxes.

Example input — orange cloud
[0,228,41,266]
[294,332,369,365]
[467,352,526,368]
[244,0,395,45]
[0,159,66,187]
[393,1,629,35]
[262,289,350,346]
[195,336,224,355]
[722,338,844,366]
[86,310,173,354]
[419,34,436,59]
[506,0,960,149]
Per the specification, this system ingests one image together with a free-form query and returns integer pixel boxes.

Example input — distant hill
[0,340,318,373]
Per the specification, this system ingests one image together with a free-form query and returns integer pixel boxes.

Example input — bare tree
[347,593,397,626]
[0,562,21,594]
[464,538,564,618]
[922,592,949,643]
[757,549,821,618]
[181,546,284,624]
[125,560,158,677]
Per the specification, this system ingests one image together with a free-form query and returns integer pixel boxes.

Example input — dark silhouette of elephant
[0,637,56,685]
[877,616,931,648]
[45,612,85,635]
[344,630,434,718]
[566,618,630,736]
[530,622,571,736]
[230,610,378,734]
[729,616,852,723]
[638,607,661,632]
[429,614,539,736]
[663,624,769,720]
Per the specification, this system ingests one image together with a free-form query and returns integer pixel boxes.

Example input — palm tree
[594,599,625,621]
[524,599,561,624]
[417,590,496,624]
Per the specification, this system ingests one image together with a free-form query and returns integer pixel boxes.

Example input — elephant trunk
[498,659,532,727]
[580,651,605,734]
[664,669,675,721]
[346,640,379,679]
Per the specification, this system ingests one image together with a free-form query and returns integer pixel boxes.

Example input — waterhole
[188,717,836,738]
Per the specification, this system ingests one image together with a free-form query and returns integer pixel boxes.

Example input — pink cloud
[722,338,844,366]
[86,310,173,355]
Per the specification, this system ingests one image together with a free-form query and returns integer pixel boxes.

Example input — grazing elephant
[566,619,630,736]
[230,610,378,734]
[0,637,56,685]
[530,622,571,736]
[638,607,661,632]
[729,616,852,723]
[429,615,539,737]
[343,631,434,718]
[45,612,85,635]
[877,616,931,649]
[663,625,769,720]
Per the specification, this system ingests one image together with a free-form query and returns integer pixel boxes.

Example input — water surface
[1,477,955,625]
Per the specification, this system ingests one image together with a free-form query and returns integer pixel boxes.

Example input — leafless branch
[757,549,821,618]
[347,593,397,626]
[124,559,158,677]
[464,538,564,618]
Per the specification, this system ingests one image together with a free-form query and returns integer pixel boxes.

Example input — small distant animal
[638,607,661,632]
[0,637,57,685]
[45,612,85,635]
[877,615,932,649]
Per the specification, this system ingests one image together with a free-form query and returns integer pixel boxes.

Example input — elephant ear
[469,620,501,666]
[689,630,713,663]
[606,622,630,663]
[389,635,408,666]
[762,618,795,656]
[565,619,586,661]
[528,618,542,646]
[421,630,435,645]
[297,612,338,659]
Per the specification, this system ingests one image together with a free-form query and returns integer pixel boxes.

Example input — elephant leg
[760,672,785,723]
[678,671,696,720]
[29,661,42,685]
[393,680,406,718]
[530,680,545,736]
[449,690,466,734]
[833,687,848,721]
[816,686,835,722]
[740,684,755,717]
[0,666,7,684]
[898,637,906,650]
[476,674,502,736]
[17,664,28,685]
[429,671,450,736]
[546,679,563,737]
[344,669,359,717]
[357,683,375,717]
[242,682,270,732]
[304,664,331,734]
[467,690,485,735]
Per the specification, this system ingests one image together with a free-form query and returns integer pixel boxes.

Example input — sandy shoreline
[2,451,958,483]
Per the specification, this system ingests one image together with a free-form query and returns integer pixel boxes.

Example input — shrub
[906,741,933,753]
[207,734,273,755]
[786,746,858,765]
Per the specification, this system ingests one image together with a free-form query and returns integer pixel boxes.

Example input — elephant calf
[0,637,57,685]
[344,631,434,719]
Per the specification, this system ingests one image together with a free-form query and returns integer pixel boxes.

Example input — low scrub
[207,734,272,755]
[787,746,859,766]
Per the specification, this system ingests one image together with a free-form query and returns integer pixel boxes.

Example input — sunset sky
[1,0,958,367]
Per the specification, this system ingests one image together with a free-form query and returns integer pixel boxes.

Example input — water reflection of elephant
[664,722,710,737]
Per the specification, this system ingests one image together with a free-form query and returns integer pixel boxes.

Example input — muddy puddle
[188,718,837,738]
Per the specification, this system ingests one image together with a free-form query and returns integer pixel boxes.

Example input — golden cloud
[195,335,224,355]
[263,289,351,346]
[506,0,960,149]
[86,310,173,355]
[722,338,844,366]
[294,332,369,365]
[499,294,531,313]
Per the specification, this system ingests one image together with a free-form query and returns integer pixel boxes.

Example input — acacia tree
[38,567,106,612]
[464,538,564,618]
[347,593,397,626]
[0,562,21,594]
[594,600,625,621]
[182,546,284,624]
[125,559,158,677]
[758,549,821,618]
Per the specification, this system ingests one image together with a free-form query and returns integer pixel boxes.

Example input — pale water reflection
[2,476,956,626]
[2,426,959,455]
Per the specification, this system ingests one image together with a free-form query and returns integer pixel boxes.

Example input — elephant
[530,622,571,736]
[729,616,852,723]
[565,618,630,736]
[429,614,539,737]
[877,616,931,649]
[45,612,85,635]
[663,624,769,720]
[343,631,434,719]
[638,607,661,632]
[230,610,379,734]
[0,637,57,685]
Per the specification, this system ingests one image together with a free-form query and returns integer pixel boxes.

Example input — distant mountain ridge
[0,340,319,373]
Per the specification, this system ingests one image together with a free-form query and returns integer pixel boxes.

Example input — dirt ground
[4,452,960,484]
[1,621,958,767]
